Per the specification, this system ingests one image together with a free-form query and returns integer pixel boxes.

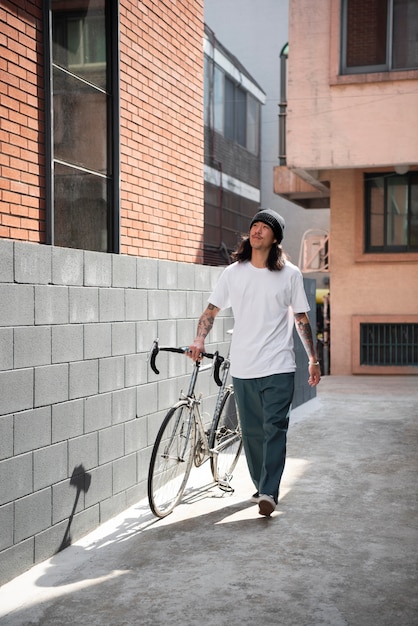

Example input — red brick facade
[0,0,45,243]
[0,0,205,263]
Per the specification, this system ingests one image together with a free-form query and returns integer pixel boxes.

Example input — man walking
[188,208,321,516]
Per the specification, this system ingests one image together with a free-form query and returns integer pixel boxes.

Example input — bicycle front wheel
[210,389,242,487]
[148,401,195,518]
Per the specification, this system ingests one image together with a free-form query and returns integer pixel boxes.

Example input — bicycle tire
[148,401,195,518]
[210,388,242,487]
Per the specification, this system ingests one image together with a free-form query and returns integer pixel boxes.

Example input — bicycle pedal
[218,480,234,493]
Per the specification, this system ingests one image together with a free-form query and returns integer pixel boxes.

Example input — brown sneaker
[258,494,276,516]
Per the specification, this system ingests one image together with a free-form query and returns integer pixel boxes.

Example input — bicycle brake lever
[149,340,160,375]
[213,351,223,387]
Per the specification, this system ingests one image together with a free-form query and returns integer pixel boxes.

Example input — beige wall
[286,0,418,375]
[287,0,418,171]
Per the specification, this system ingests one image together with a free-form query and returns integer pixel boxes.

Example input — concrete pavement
[0,375,417,626]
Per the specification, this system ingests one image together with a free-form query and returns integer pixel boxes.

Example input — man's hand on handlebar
[187,338,205,361]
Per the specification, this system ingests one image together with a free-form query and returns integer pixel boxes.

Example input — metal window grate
[360,323,418,366]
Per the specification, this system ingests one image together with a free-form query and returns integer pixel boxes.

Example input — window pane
[386,176,408,246]
[410,173,418,247]
[204,56,210,127]
[53,67,108,174]
[368,177,385,247]
[54,163,109,251]
[235,86,246,147]
[52,1,107,90]
[214,66,224,133]
[346,0,387,67]
[247,94,259,154]
[224,77,235,140]
[393,0,418,69]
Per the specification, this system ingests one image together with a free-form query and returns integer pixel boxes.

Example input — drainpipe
[278,43,288,166]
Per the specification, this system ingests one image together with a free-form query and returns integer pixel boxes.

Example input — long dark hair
[231,236,287,271]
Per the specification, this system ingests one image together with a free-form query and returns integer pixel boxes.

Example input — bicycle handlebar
[149,340,224,386]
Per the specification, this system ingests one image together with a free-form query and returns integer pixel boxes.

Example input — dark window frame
[365,172,418,253]
[44,0,120,252]
[341,0,418,75]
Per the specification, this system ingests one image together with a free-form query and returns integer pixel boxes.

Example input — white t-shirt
[209,260,310,379]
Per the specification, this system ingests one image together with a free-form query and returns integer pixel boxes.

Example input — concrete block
[52,399,84,443]
[0,503,13,550]
[112,387,137,424]
[136,321,158,352]
[168,290,187,318]
[157,376,183,411]
[138,445,152,480]
[0,369,33,415]
[34,520,68,564]
[14,489,52,542]
[98,424,124,464]
[84,463,113,508]
[99,288,125,322]
[137,258,158,289]
[69,287,99,323]
[0,538,34,587]
[34,364,68,408]
[177,261,196,290]
[148,290,168,320]
[0,453,32,505]
[84,250,112,287]
[0,284,34,326]
[155,319,177,347]
[99,356,124,393]
[112,254,137,288]
[69,359,99,400]
[52,478,85,525]
[52,325,83,363]
[158,260,178,289]
[125,289,148,321]
[147,409,166,447]
[99,491,126,524]
[125,353,148,388]
[125,483,144,507]
[0,328,13,371]
[52,247,84,286]
[125,415,147,455]
[177,318,197,346]
[34,442,68,490]
[68,433,98,474]
[69,505,99,545]
[112,453,137,494]
[14,326,51,368]
[0,414,13,460]
[35,285,69,325]
[187,291,204,319]
[14,406,51,455]
[136,381,158,418]
[111,322,136,356]
[84,323,112,359]
[0,240,14,283]
[14,242,51,285]
[84,393,112,433]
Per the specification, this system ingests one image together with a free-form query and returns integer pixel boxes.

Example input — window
[342,0,418,74]
[365,172,418,252]
[204,56,260,154]
[360,323,418,366]
[45,0,119,252]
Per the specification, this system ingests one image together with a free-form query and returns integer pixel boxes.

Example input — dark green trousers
[232,373,295,503]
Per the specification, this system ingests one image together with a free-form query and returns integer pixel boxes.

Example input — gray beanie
[250,208,285,243]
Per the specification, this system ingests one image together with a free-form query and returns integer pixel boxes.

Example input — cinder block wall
[0,240,231,585]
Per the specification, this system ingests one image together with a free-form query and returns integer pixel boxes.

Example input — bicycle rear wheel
[148,401,195,518]
[210,388,242,488]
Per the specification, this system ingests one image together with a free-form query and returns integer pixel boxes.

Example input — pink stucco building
[275,0,418,375]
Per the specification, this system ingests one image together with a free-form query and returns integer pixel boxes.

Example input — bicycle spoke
[210,389,242,485]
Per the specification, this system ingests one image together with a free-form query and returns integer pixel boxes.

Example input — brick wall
[119,0,204,261]
[0,0,45,242]
[1,0,205,262]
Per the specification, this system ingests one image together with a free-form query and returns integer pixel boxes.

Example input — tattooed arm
[187,303,220,360]
[294,312,321,387]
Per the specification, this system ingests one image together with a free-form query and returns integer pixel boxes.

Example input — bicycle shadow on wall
[58,464,92,553]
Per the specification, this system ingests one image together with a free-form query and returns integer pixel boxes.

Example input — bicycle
[147,333,242,518]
